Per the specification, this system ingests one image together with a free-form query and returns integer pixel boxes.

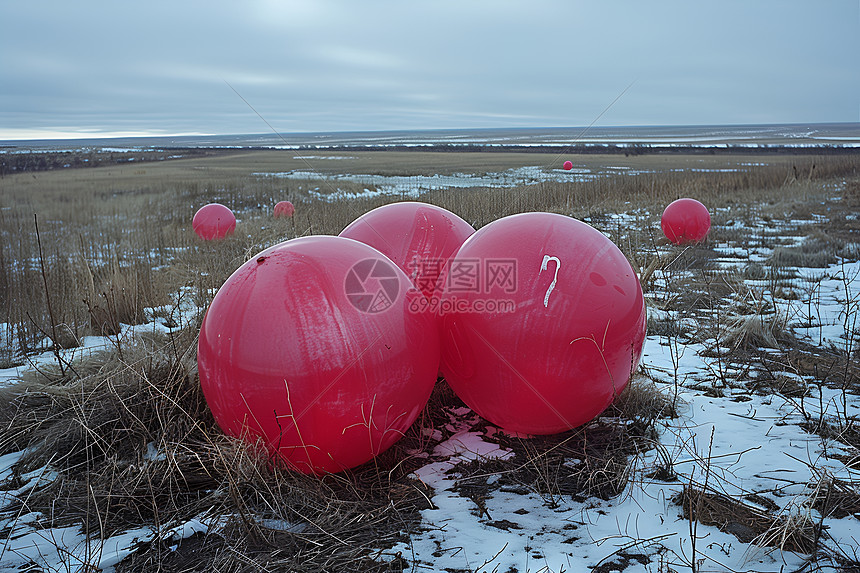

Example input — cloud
[0,0,858,138]
[317,45,406,71]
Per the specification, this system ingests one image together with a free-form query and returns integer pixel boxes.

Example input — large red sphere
[197,236,439,474]
[563,160,573,171]
[661,198,711,245]
[339,202,475,299]
[192,203,236,240]
[274,200,295,218]
[438,212,646,435]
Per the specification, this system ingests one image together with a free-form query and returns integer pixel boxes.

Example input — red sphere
[197,236,439,474]
[563,160,573,171]
[274,200,295,218]
[339,202,475,299]
[438,212,646,435]
[661,198,711,245]
[192,203,236,240]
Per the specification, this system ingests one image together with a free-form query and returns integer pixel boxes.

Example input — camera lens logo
[345,258,401,313]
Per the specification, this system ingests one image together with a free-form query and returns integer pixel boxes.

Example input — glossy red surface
[660,198,711,244]
[198,236,439,474]
[192,203,236,240]
[339,202,475,299]
[437,212,647,435]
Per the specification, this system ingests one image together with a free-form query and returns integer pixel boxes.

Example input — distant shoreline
[2,123,860,177]
[2,142,859,178]
[2,122,859,151]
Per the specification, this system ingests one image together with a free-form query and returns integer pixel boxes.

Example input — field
[1,147,860,572]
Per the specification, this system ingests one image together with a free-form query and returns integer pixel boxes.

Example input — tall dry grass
[1,150,857,358]
[1,150,856,368]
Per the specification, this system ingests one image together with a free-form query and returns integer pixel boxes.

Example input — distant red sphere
[339,202,475,299]
[197,236,439,475]
[192,203,236,240]
[563,160,573,171]
[274,200,295,218]
[438,212,646,435]
[661,198,711,245]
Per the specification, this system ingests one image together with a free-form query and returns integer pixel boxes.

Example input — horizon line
[2,121,859,144]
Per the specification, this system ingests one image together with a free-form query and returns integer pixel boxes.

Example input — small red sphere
[192,203,236,240]
[274,200,295,218]
[661,198,711,245]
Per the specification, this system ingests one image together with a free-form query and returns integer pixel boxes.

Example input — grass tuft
[672,485,819,554]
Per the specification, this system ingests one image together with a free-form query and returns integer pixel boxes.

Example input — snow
[292,155,358,160]
[254,164,801,202]
[253,165,608,200]
[0,496,221,573]
[0,522,151,573]
[379,336,853,572]
[0,286,209,571]
[0,285,202,389]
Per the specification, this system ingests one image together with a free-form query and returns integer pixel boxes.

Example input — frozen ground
[255,163,745,202]
[1,207,859,572]
[254,165,602,201]
[373,252,860,572]
[0,288,207,571]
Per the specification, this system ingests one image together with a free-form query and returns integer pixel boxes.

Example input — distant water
[2,123,859,152]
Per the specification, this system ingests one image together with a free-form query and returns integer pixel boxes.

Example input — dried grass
[810,474,860,520]
[0,328,436,572]
[3,149,859,348]
[450,378,670,509]
[722,310,792,351]
[672,485,819,554]
[769,236,841,269]
[0,334,673,570]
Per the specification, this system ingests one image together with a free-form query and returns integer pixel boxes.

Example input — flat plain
[1,146,860,572]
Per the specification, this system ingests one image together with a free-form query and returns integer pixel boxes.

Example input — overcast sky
[1,1,858,140]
